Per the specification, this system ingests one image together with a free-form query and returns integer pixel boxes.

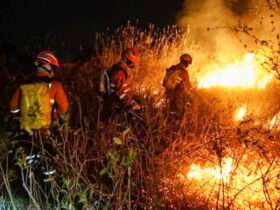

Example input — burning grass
[1,21,280,209]
[157,117,280,210]
[198,52,274,89]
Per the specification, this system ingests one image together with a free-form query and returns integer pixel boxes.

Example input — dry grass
[1,22,280,210]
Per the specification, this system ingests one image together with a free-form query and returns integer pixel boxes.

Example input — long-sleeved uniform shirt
[108,62,133,105]
[163,62,192,117]
[10,78,69,117]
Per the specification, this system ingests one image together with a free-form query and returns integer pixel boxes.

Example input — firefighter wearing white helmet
[163,53,193,118]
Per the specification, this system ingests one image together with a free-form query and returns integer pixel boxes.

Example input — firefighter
[99,48,141,121]
[163,53,193,118]
[9,50,69,181]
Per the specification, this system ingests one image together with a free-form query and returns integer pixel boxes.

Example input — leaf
[100,167,108,176]
[107,150,120,162]
[78,191,88,205]
[121,149,137,167]
[113,137,123,145]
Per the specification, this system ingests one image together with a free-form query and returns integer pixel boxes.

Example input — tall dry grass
[1,22,280,210]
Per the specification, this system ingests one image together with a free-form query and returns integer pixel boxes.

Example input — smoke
[177,0,279,68]
[178,0,248,66]
[176,0,280,86]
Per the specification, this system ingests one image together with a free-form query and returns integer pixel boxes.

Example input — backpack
[20,83,52,134]
[99,64,128,96]
[163,67,182,91]
[99,70,111,96]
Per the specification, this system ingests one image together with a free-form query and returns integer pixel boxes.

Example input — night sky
[0,0,184,49]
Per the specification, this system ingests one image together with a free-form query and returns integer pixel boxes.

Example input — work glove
[132,103,141,111]
[52,113,69,130]
[59,113,69,126]
[129,100,142,111]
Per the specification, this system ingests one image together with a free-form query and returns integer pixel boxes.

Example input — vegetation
[1,15,280,210]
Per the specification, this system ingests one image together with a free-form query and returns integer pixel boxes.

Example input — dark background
[0,0,184,51]
[0,0,251,58]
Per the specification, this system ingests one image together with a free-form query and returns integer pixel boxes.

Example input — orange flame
[187,157,233,181]
[234,105,247,122]
[267,112,280,130]
[198,53,273,89]
[180,155,280,209]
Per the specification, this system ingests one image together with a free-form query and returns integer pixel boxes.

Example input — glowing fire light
[269,115,277,129]
[180,155,280,209]
[268,112,280,130]
[187,158,233,181]
[234,105,247,122]
[198,53,272,89]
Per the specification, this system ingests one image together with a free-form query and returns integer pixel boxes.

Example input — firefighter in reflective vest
[163,53,193,118]
[9,50,69,133]
[99,48,141,120]
[9,50,69,181]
